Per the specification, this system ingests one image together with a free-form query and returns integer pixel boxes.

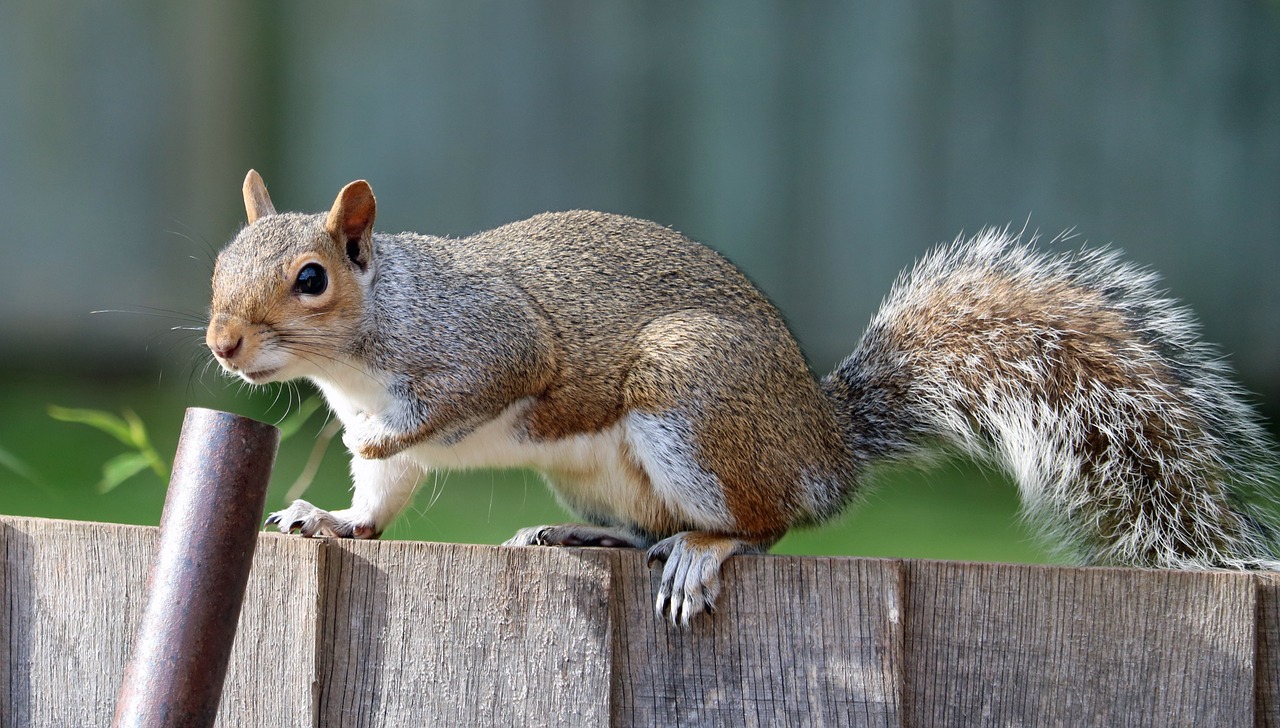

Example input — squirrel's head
[206,170,376,384]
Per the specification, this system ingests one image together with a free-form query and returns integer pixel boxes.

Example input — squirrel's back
[376,210,796,354]
[825,228,1280,569]
[469,210,786,327]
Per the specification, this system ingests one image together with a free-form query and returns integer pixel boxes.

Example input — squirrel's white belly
[314,364,733,530]
[309,363,629,476]
[403,397,621,471]
[404,397,664,524]
[406,397,731,531]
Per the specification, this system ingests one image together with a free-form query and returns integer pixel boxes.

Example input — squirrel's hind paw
[502,523,641,548]
[265,499,380,539]
[647,532,756,627]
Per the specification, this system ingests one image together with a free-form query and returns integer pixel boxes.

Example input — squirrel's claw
[265,499,380,539]
[647,532,745,627]
[502,525,554,546]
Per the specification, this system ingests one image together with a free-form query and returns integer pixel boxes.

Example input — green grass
[0,372,1059,564]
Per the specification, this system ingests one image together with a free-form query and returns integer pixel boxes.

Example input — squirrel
[207,170,1280,625]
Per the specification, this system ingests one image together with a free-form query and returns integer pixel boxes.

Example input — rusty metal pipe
[113,408,279,728]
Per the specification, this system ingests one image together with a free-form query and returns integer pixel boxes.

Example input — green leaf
[98,451,153,493]
[143,446,168,479]
[276,397,325,441]
[48,406,135,447]
[122,409,150,450]
[49,405,169,489]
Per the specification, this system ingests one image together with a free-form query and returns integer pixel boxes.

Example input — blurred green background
[2,2,1279,564]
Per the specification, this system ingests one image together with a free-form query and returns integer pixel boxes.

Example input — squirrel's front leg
[341,393,443,460]
[268,454,422,539]
[342,409,400,460]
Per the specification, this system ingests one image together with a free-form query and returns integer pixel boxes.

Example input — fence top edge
[2,514,1273,588]
[0,513,157,537]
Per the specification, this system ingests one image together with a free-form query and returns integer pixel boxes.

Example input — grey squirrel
[207,170,1280,625]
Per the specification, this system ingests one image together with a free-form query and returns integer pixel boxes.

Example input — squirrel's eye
[294,263,328,296]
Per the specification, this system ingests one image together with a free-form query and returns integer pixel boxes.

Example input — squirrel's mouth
[240,366,282,383]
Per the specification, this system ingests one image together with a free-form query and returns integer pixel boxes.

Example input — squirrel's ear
[326,180,376,272]
[242,169,276,223]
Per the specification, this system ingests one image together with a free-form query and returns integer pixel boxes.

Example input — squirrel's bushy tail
[822,228,1280,570]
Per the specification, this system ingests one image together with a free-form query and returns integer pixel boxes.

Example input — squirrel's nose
[210,335,243,361]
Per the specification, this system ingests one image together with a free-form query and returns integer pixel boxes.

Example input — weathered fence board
[2,515,1277,727]
[315,539,612,727]
[215,534,320,728]
[0,518,324,728]
[0,518,152,728]
[1258,575,1280,728]
[606,552,904,727]
[902,560,1256,727]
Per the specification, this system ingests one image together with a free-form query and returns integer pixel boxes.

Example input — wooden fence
[1,513,1276,727]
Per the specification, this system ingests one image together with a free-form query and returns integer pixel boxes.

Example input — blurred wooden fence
[1,514,1277,726]
[4,2,1280,397]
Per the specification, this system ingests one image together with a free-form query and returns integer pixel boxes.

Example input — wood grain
[903,560,1257,728]
[314,539,613,727]
[0,517,323,728]
[215,533,323,728]
[1257,574,1280,728]
[605,550,905,727]
[1,517,154,728]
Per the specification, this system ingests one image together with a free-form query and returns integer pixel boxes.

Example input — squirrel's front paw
[266,499,380,539]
